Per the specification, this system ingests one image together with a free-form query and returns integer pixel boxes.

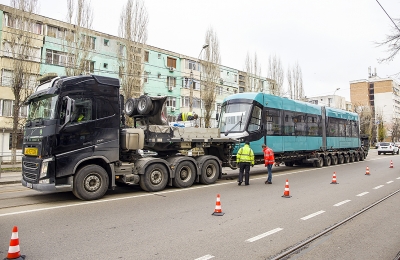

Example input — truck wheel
[139,163,168,192]
[355,153,360,162]
[350,154,355,162]
[378,152,381,155]
[137,95,153,115]
[125,98,138,117]
[172,161,196,188]
[344,155,350,163]
[314,157,323,168]
[73,165,109,200]
[338,155,344,164]
[331,155,338,165]
[324,156,331,166]
[199,160,219,184]
[359,152,365,161]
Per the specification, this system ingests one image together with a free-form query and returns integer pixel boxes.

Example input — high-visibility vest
[263,147,275,165]
[182,112,193,121]
[236,144,255,164]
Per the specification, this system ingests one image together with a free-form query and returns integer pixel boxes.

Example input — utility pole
[189,70,194,110]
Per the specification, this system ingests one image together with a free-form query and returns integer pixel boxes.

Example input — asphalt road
[0,150,399,260]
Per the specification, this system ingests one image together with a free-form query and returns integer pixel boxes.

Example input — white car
[377,142,399,155]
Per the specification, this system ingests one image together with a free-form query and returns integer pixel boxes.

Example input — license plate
[24,147,38,156]
[26,182,33,188]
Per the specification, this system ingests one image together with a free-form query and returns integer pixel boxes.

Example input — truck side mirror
[60,96,75,130]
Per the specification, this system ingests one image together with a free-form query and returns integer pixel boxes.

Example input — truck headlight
[39,158,53,179]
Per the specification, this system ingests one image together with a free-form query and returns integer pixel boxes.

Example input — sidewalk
[0,171,22,185]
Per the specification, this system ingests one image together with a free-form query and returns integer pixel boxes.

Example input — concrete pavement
[0,170,22,185]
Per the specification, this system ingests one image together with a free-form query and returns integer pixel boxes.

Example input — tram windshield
[219,103,252,134]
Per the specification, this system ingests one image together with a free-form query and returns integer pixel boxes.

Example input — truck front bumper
[22,178,72,192]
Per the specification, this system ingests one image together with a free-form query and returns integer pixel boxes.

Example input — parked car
[377,142,399,155]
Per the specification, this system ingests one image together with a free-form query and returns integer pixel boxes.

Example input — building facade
[0,4,275,158]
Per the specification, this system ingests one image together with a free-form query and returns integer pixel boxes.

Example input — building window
[144,51,149,62]
[167,76,176,87]
[1,100,13,117]
[47,25,65,39]
[144,71,149,83]
[167,57,177,68]
[103,39,109,46]
[46,49,71,66]
[84,60,95,73]
[158,53,161,59]
[1,70,13,87]
[187,60,197,70]
[103,63,108,69]
[166,97,176,107]
[83,35,96,50]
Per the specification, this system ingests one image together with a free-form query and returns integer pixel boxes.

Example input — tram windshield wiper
[224,113,243,136]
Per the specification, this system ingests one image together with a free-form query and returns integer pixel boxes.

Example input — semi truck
[219,92,369,167]
[21,75,236,200]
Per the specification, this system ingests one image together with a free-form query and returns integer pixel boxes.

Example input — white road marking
[373,185,384,190]
[356,192,369,197]
[245,228,283,242]
[333,200,351,206]
[195,254,214,260]
[397,177,400,180]
[386,181,394,184]
[301,210,325,220]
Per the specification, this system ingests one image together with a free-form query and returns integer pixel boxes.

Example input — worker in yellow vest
[236,141,255,186]
[177,112,198,121]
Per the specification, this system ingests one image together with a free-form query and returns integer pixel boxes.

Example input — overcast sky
[2,0,400,101]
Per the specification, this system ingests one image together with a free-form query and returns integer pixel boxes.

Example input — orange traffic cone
[282,179,291,198]
[389,160,394,168]
[212,194,225,216]
[330,172,338,184]
[4,226,25,260]
[365,166,370,175]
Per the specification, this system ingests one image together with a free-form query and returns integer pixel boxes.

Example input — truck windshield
[28,94,58,120]
[218,103,251,133]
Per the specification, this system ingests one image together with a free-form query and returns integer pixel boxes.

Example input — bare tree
[267,54,284,96]
[201,27,220,128]
[353,103,373,145]
[377,16,400,63]
[118,0,148,102]
[5,0,40,163]
[244,52,262,92]
[287,62,304,100]
[390,118,400,142]
[64,0,94,76]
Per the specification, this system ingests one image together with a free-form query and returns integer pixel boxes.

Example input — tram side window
[294,113,307,136]
[338,119,346,137]
[266,108,281,136]
[284,111,295,135]
[327,118,339,137]
[345,120,351,137]
[248,106,262,132]
[351,121,358,137]
[307,116,319,136]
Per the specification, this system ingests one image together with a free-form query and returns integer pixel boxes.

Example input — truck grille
[23,172,37,182]
[23,161,39,170]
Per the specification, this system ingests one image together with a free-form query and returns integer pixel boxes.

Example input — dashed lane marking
[356,192,369,197]
[245,228,283,243]
[386,181,394,184]
[301,210,325,220]
[195,254,214,260]
[373,185,384,190]
[333,200,351,206]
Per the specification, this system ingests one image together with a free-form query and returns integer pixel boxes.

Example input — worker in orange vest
[262,144,274,184]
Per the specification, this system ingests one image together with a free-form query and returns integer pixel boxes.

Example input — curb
[0,180,21,185]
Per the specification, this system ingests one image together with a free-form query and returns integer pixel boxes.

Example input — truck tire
[359,152,365,161]
[338,154,344,164]
[331,155,338,165]
[324,156,331,166]
[355,153,360,162]
[344,155,350,163]
[139,163,168,192]
[172,161,196,188]
[314,157,323,168]
[350,154,355,162]
[125,98,137,117]
[199,160,219,185]
[137,95,153,115]
[73,165,109,200]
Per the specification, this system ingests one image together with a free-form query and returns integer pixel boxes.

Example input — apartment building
[350,75,400,141]
[0,4,274,157]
